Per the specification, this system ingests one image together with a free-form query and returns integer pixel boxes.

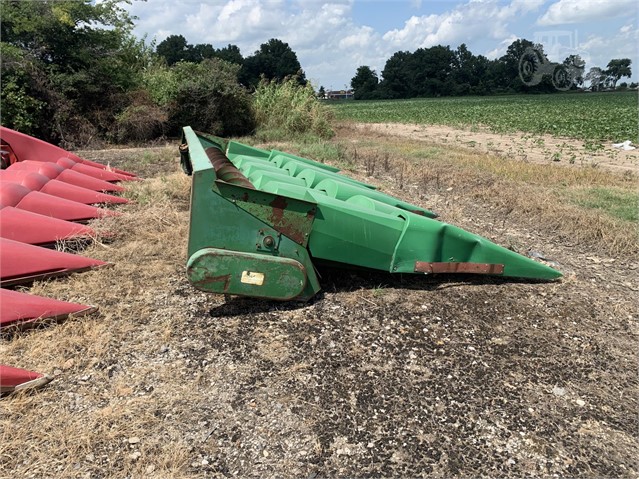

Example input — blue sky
[126,0,638,89]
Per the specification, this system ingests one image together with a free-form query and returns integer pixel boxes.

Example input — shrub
[114,90,168,142]
[253,77,334,139]
[143,58,255,137]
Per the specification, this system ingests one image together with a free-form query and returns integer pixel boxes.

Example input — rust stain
[189,272,232,292]
[306,207,316,220]
[269,196,288,216]
[267,196,311,244]
[269,196,286,230]
[414,262,504,275]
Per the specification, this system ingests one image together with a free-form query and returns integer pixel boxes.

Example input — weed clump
[253,77,334,140]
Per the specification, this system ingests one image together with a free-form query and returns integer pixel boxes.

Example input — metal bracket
[255,228,281,253]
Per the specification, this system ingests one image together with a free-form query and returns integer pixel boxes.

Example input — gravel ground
[1,131,637,478]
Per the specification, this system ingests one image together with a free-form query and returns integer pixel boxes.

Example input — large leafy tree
[214,44,243,65]
[239,38,305,88]
[351,66,379,100]
[606,59,632,88]
[156,36,243,66]
[156,34,191,65]
[563,54,586,87]
[451,44,491,95]
[452,43,474,88]
[498,38,536,91]
[499,39,558,93]
[379,51,413,99]
[411,45,456,96]
[0,0,147,144]
[378,46,458,98]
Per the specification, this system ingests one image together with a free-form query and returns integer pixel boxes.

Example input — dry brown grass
[1,170,205,478]
[337,123,639,256]
[1,138,637,478]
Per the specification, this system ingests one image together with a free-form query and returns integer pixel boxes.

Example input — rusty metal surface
[215,181,316,246]
[414,262,505,275]
[205,147,255,189]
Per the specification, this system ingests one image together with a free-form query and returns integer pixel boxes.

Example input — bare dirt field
[1,126,637,478]
[355,122,639,174]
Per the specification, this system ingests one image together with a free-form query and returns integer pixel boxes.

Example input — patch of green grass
[331,91,638,142]
[371,284,387,297]
[250,127,292,143]
[296,139,352,167]
[238,130,356,169]
[567,187,639,222]
[404,146,442,160]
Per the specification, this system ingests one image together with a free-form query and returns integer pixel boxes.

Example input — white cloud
[578,23,639,70]
[538,0,638,26]
[485,35,519,59]
[184,0,285,46]
[382,0,544,50]
[339,26,376,49]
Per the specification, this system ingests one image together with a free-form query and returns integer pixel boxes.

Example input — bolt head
[263,236,275,247]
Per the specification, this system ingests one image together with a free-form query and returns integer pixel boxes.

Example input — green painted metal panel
[315,178,437,218]
[235,160,288,177]
[391,215,561,279]
[226,140,271,160]
[246,171,307,190]
[182,126,561,301]
[215,181,316,247]
[267,149,341,172]
[296,167,373,189]
[193,131,227,152]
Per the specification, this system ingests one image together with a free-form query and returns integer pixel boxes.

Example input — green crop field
[330,91,638,142]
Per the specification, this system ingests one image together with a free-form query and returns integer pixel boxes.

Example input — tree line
[0,0,306,146]
[155,34,306,88]
[348,39,633,100]
[2,0,633,146]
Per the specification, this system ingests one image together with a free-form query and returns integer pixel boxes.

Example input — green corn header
[180,127,560,301]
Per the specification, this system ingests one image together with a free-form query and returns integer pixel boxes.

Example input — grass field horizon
[331,91,638,143]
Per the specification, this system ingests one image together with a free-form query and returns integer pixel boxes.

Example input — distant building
[326,89,354,100]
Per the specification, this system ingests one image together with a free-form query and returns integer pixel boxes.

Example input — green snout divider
[182,126,561,301]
